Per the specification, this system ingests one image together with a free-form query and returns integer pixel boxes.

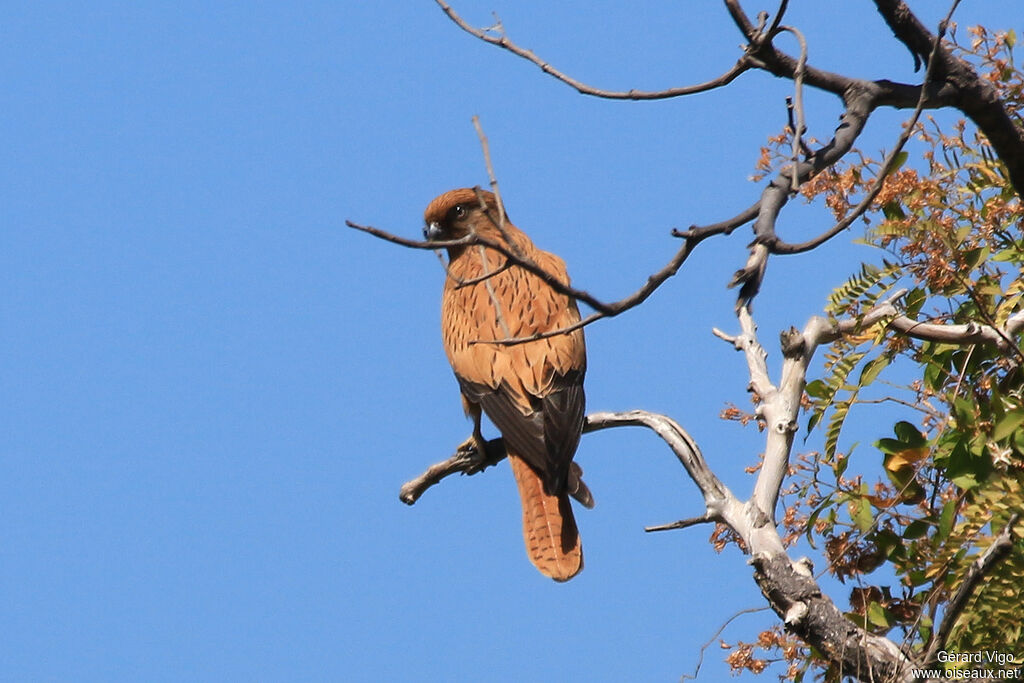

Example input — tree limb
[923,513,1020,665]
[769,1,954,256]
[347,216,708,347]
[434,0,753,101]
[873,0,1024,194]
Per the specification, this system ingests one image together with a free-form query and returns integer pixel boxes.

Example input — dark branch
[923,513,1020,665]
[348,216,705,345]
[725,81,877,306]
[478,233,703,346]
[674,200,761,240]
[435,0,753,101]
[770,0,956,255]
[347,218,616,315]
[345,221,474,250]
[873,0,1024,194]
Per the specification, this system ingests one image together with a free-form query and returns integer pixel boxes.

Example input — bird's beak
[423,222,443,241]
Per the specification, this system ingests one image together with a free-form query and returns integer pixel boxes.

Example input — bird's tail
[508,453,583,581]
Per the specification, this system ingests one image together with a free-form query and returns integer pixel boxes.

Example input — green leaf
[1008,28,1017,48]
[903,520,929,539]
[992,248,1022,262]
[904,288,927,317]
[893,421,927,446]
[882,201,906,221]
[836,451,851,477]
[850,497,874,533]
[993,409,1024,441]
[805,379,829,399]
[886,151,909,176]
[858,355,890,387]
[962,246,990,270]
[952,473,980,490]
[867,601,891,628]
[938,499,957,539]
[908,569,928,587]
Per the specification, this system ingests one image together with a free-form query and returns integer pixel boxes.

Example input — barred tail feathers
[508,454,583,582]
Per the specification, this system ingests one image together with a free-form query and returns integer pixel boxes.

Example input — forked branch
[434,0,753,101]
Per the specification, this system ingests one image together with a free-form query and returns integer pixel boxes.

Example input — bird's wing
[445,239,586,494]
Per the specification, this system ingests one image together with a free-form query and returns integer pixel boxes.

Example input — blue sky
[2,2,1019,681]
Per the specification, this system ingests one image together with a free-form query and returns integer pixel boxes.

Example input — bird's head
[422,187,505,242]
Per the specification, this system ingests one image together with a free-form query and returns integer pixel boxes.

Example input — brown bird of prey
[423,187,592,581]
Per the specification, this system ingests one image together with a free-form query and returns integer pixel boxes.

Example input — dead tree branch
[873,0,1024,194]
[769,0,957,256]
[714,298,920,681]
[347,215,709,347]
[434,0,753,100]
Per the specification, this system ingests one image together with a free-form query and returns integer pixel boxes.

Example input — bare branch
[776,25,808,195]
[674,200,760,240]
[346,220,474,250]
[727,86,876,305]
[585,410,734,508]
[475,243,513,338]
[644,513,715,533]
[347,218,616,314]
[888,310,1024,351]
[470,118,525,260]
[806,291,1024,352]
[478,234,703,346]
[923,513,1020,664]
[400,408,736,516]
[681,606,771,681]
[435,0,753,101]
[770,0,958,255]
[399,437,507,505]
[873,0,1024,194]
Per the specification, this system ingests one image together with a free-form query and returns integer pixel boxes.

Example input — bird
[423,187,592,581]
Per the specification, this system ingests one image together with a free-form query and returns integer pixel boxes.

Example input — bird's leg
[456,399,506,473]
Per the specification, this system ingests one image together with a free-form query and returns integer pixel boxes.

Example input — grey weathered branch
[817,296,1024,352]
[399,409,738,515]
[713,298,920,681]
[398,436,507,505]
[644,513,715,533]
[888,310,1024,351]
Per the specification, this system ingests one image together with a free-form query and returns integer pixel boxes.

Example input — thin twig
[435,0,753,101]
[644,512,715,533]
[471,117,525,260]
[681,606,770,681]
[474,234,703,346]
[477,244,512,338]
[347,219,613,314]
[770,0,961,255]
[674,200,761,240]
[776,25,808,195]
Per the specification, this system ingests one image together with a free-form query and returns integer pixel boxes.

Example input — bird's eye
[452,204,467,219]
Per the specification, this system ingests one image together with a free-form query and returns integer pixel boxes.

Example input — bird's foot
[456,435,506,474]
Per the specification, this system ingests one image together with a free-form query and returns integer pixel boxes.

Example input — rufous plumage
[423,187,591,581]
